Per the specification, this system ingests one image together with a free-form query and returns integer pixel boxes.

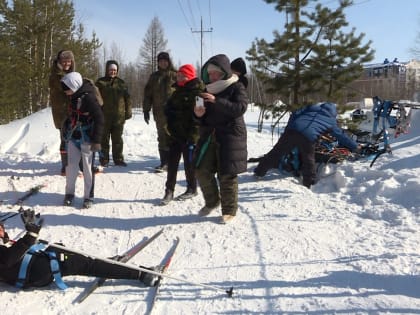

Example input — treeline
[2,0,414,128]
[0,0,104,124]
[0,1,179,124]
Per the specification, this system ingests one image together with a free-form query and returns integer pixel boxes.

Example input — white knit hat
[61,72,83,92]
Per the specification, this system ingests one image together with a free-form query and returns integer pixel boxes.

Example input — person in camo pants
[193,54,248,224]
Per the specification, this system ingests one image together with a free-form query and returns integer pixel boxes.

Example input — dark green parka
[143,61,177,127]
[95,60,132,124]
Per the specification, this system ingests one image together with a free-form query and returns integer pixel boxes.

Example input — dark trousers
[254,129,316,187]
[59,248,139,279]
[101,121,125,162]
[27,246,139,287]
[165,140,197,192]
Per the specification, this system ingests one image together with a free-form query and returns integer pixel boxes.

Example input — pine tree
[0,0,101,123]
[247,0,374,114]
[138,16,169,75]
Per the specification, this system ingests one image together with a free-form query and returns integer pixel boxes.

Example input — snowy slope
[0,106,419,315]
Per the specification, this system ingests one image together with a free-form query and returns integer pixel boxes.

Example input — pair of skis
[73,229,180,312]
[147,237,180,314]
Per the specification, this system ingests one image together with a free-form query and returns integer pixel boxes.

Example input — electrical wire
[176,0,202,62]
[177,0,193,29]
[186,0,197,30]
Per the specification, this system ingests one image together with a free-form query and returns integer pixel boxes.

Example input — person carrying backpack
[61,72,104,208]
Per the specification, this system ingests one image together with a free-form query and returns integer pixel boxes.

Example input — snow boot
[114,160,127,167]
[154,149,169,173]
[198,201,221,217]
[82,198,93,209]
[220,214,235,224]
[160,189,173,206]
[63,194,74,206]
[154,164,168,173]
[139,266,160,287]
[100,158,109,167]
[176,188,198,201]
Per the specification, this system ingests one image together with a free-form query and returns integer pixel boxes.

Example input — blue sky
[73,0,419,66]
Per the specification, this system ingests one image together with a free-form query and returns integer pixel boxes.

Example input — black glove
[25,218,43,238]
[20,208,38,225]
[144,111,150,124]
[139,266,160,287]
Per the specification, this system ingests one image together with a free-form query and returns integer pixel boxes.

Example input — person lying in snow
[254,102,362,188]
[0,211,158,289]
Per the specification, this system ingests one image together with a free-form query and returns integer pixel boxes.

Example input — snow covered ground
[0,106,419,314]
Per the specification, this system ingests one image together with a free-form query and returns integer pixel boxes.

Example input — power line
[177,0,193,29]
[207,0,213,58]
[208,0,212,28]
[186,0,197,31]
[177,0,201,63]
[195,0,203,17]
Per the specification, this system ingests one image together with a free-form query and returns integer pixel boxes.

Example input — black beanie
[157,52,170,61]
[231,57,247,75]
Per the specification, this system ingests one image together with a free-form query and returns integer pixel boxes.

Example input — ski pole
[45,241,234,297]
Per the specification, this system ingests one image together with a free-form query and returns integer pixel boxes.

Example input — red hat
[178,64,196,81]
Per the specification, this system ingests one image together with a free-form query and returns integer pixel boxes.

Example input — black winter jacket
[63,80,105,144]
[165,77,205,144]
[197,54,248,175]
[0,234,39,286]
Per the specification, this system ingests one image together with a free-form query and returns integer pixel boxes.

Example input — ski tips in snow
[147,236,180,315]
[226,286,234,297]
[13,183,47,206]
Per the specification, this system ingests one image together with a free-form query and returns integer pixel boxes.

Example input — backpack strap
[16,243,45,288]
[16,243,68,290]
[46,250,68,290]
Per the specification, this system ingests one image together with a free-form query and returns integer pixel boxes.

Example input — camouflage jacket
[143,68,177,124]
[95,76,132,124]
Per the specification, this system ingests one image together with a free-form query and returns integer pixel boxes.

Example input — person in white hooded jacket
[61,72,104,209]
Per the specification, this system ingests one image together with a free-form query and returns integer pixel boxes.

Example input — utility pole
[191,16,213,73]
